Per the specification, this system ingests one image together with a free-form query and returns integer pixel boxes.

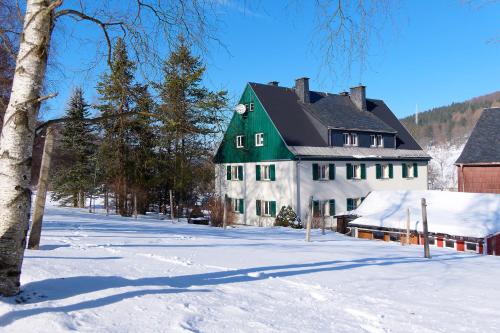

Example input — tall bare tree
[0,0,217,296]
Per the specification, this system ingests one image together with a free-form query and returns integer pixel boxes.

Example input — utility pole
[223,195,227,230]
[421,198,431,258]
[28,126,55,250]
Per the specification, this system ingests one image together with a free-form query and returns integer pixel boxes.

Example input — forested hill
[400,91,500,147]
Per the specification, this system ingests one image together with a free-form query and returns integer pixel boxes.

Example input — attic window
[255,133,264,146]
[249,102,255,111]
[343,133,358,146]
[236,135,245,148]
[370,134,384,147]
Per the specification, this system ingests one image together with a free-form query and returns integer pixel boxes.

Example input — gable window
[376,135,384,147]
[370,135,376,147]
[346,163,366,180]
[376,163,393,179]
[236,135,245,148]
[402,163,419,178]
[255,133,264,146]
[312,163,335,180]
[371,134,384,147]
[249,102,255,111]
[226,165,243,181]
[256,164,276,181]
[343,133,358,146]
[256,200,276,217]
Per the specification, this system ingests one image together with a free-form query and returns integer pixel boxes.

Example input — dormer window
[370,134,384,147]
[236,135,245,148]
[343,133,358,146]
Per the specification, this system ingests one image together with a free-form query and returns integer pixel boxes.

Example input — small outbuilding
[455,107,500,194]
[346,190,500,255]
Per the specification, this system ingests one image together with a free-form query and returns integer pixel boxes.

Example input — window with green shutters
[347,163,365,180]
[312,163,335,180]
[376,163,394,179]
[256,200,277,217]
[329,199,335,216]
[347,197,364,211]
[413,163,418,177]
[346,163,353,179]
[230,198,244,214]
[402,163,418,178]
[256,164,276,181]
[402,163,408,178]
[227,165,243,181]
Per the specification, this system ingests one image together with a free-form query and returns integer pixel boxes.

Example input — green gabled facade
[214,84,294,163]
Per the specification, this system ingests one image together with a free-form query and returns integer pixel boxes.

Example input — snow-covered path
[1,205,500,332]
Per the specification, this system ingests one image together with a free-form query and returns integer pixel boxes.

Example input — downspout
[296,157,301,221]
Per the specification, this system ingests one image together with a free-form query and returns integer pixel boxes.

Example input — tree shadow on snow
[0,253,478,326]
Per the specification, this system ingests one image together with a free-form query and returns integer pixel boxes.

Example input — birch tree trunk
[0,0,54,296]
[27,126,55,250]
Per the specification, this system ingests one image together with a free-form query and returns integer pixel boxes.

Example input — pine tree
[156,36,227,214]
[51,87,96,206]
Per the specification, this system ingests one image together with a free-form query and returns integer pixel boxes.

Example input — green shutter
[238,165,243,180]
[361,164,366,179]
[312,163,319,180]
[376,164,381,179]
[270,201,277,217]
[329,199,335,216]
[270,164,276,181]
[389,164,394,179]
[346,163,353,179]
[239,199,244,214]
[402,163,408,178]
[313,200,320,217]
[256,165,261,181]
[256,200,261,216]
[226,165,231,180]
[413,163,418,177]
[329,164,335,180]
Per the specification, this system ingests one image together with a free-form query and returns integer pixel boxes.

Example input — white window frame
[351,133,358,146]
[249,102,255,111]
[370,135,376,147]
[319,164,329,180]
[230,165,241,181]
[377,135,383,147]
[262,201,271,216]
[233,198,240,213]
[343,133,350,146]
[407,163,414,178]
[382,164,390,179]
[236,135,244,148]
[262,165,271,180]
[255,133,264,146]
[353,164,361,179]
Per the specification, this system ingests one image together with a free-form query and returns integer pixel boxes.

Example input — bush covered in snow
[275,206,302,229]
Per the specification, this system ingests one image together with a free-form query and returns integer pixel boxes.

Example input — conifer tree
[51,87,96,206]
[156,36,227,214]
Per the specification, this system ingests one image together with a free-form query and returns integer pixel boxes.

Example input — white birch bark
[0,0,54,296]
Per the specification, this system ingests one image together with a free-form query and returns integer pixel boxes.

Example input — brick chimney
[350,85,367,111]
[268,81,279,86]
[295,77,310,103]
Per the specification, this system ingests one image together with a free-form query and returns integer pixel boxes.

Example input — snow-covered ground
[1,203,500,332]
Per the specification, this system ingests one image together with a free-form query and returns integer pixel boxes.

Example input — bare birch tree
[0,0,217,296]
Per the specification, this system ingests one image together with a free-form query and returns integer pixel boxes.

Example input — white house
[214,78,430,227]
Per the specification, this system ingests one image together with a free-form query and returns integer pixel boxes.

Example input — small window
[319,164,328,180]
[249,102,254,111]
[233,198,240,213]
[255,133,264,146]
[347,198,363,211]
[370,135,376,147]
[351,133,358,146]
[376,135,383,147]
[407,164,414,178]
[236,135,244,148]
[382,164,389,179]
[230,165,243,181]
[445,240,455,248]
[262,201,271,216]
[466,243,477,251]
[262,165,271,180]
[343,133,350,145]
[353,164,361,179]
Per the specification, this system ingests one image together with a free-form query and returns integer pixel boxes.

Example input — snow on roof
[349,190,500,238]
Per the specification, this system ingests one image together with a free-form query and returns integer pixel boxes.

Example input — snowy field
[1,204,500,332]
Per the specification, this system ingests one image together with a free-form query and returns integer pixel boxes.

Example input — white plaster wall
[215,161,296,226]
[216,160,428,228]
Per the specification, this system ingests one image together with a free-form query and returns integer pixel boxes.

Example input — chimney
[295,77,310,103]
[350,85,367,111]
[268,81,279,86]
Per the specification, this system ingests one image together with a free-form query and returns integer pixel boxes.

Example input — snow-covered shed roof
[349,190,500,238]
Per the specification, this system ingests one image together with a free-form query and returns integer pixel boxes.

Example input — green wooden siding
[214,84,294,163]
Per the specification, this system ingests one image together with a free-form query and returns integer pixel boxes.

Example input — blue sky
[44,0,500,120]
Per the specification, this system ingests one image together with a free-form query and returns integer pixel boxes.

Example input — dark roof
[249,82,422,150]
[455,108,500,164]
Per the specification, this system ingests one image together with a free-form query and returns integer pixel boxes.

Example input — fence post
[421,198,431,259]
[406,208,411,245]
[306,196,312,242]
